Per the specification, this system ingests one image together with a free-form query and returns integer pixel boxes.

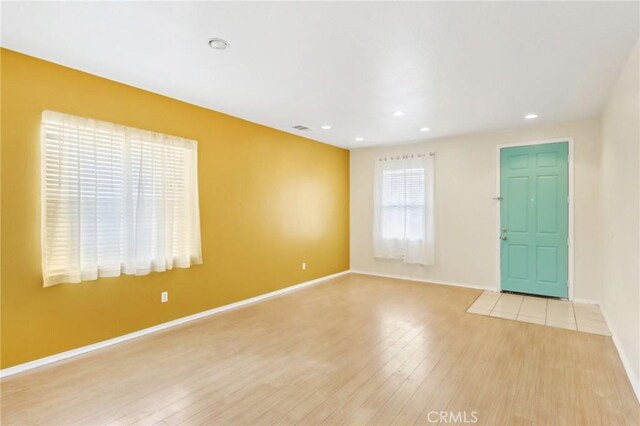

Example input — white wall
[600,41,640,399]
[350,119,603,301]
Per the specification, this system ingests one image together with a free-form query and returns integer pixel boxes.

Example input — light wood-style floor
[2,273,639,425]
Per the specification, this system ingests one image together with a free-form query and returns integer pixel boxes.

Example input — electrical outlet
[161,291,168,303]
[302,262,306,270]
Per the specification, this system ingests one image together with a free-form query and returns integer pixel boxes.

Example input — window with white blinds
[380,168,425,240]
[41,111,202,286]
[373,154,435,265]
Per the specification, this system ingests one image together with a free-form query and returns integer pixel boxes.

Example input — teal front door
[500,142,569,298]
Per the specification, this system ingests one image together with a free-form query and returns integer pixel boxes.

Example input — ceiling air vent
[293,125,311,131]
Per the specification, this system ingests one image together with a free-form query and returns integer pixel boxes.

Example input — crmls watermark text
[427,410,479,424]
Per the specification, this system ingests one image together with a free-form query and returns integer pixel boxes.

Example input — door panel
[508,245,528,280]
[537,176,558,233]
[500,142,568,298]
[536,246,558,283]
[508,177,529,231]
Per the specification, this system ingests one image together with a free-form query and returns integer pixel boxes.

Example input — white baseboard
[572,297,601,305]
[599,305,640,403]
[349,269,497,292]
[0,270,349,379]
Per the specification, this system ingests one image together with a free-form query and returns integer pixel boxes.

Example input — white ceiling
[2,2,638,149]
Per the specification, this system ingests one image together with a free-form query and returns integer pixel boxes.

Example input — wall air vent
[293,125,311,131]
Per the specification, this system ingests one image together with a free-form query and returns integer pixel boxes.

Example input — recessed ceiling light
[321,125,332,130]
[355,137,364,141]
[392,111,405,117]
[525,113,538,119]
[208,38,230,50]
[420,127,430,132]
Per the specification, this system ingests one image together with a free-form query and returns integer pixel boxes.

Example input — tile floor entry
[466,291,611,336]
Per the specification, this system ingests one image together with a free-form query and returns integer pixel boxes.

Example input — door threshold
[499,290,568,301]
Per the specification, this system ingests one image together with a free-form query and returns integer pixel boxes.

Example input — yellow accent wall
[0,49,350,369]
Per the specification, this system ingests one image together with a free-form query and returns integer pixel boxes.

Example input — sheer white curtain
[373,154,434,265]
[41,111,202,286]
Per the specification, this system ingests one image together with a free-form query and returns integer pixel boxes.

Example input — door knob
[500,236,507,241]
[501,228,507,232]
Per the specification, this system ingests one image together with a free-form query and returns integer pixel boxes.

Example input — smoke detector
[208,38,230,50]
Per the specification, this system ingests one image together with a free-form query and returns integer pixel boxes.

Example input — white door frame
[495,137,575,300]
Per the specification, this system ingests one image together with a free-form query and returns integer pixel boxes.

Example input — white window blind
[41,110,202,286]
[373,154,435,265]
